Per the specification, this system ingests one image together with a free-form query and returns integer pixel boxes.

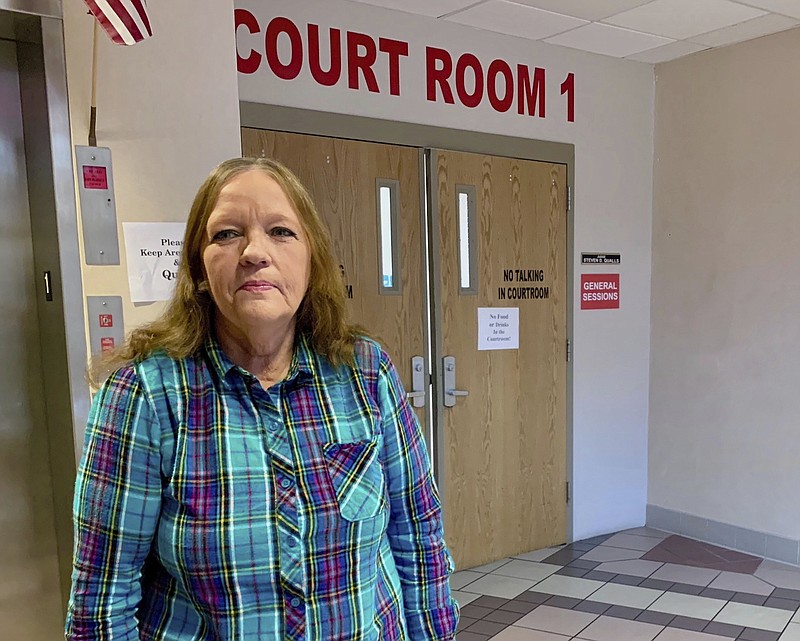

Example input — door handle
[406,356,426,408]
[443,356,469,407]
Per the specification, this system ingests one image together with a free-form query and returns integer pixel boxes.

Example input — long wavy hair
[91,157,363,385]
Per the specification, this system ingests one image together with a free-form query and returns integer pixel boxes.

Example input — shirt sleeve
[66,365,162,641]
[377,352,459,641]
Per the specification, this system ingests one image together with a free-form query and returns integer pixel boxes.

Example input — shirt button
[287,537,298,548]
[280,479,292,489]
[290,597,301,608]
[266,422,278,432]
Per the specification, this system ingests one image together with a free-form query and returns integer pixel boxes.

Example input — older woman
[66,158,459,641]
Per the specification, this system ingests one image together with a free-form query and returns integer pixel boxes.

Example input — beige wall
[649,27,800,538]
[63,0,241,397]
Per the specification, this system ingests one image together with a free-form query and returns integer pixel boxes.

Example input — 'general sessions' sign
[235,7,576,123]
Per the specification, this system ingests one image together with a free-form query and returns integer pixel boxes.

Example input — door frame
[240,101,576,542]
[1,0,90,607]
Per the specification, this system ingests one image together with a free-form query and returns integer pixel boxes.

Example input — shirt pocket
[322,438,387,521]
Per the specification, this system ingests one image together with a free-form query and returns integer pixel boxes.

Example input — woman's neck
[215,319,296,389]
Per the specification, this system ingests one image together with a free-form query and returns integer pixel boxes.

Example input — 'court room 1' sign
[234,8,576,123]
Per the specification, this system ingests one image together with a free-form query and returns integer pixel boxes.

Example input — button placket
[262,386,304,602]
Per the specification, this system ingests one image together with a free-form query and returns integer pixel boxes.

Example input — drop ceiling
[348,0,800,63]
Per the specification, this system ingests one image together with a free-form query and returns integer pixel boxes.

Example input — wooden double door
[242,128,567,570]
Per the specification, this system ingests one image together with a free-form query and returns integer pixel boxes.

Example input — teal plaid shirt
[67,336,458,640]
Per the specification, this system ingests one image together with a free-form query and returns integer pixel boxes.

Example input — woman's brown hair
[91,157,362,385]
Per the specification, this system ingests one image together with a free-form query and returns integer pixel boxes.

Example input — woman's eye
[272,227,297,238]
[211,229,239,242]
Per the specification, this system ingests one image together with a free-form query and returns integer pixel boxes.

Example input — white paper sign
[478,307,520,351]
[122,222,187,302]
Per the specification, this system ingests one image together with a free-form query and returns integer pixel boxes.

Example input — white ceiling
[348,0,800,63]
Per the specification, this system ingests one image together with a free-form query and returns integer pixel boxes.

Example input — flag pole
[88,19,99,147]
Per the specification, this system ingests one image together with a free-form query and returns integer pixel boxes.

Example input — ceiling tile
[544,22,674,57]
[509,0,653,21]
[604,0,767,39]
[690,13,799,47]
[733,0,800,21]
[625,40,709,63]
[445,1,589,41]
[346,0,479,18]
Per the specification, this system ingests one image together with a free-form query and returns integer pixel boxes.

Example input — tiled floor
[453,528,800,641]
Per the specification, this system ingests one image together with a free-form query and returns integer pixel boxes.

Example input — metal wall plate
[75,145,120,265]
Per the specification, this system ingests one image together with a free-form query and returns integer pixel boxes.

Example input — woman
[67,158,459,640]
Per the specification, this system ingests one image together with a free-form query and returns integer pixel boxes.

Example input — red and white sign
[581,274,620,310]
[100,337,116,352]
[99,314,114,328]
[83,165,109,190]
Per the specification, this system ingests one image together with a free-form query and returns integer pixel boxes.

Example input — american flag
[84,0,153,46]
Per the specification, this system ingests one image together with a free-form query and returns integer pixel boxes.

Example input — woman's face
[202,169,310,343]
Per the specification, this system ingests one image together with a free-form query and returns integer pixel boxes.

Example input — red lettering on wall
[518,65,545,118]
[233,11,576,121]
[265,17,303,80]
[347,31,379,92]
[561,72,575,123]
[455,53,483,109]
[235,9,261,74]
[308,24,342,86]
[426,47,455,104]
[487,59,514,113]
[379,38,409,97]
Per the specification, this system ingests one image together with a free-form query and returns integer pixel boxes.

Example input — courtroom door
[241,129,567,569]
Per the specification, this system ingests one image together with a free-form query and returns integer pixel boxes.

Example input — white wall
[650,28,800,539]
[238,0,655,540]
[62,0,242,341]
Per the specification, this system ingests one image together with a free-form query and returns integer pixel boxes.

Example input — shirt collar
[204,333,317,388]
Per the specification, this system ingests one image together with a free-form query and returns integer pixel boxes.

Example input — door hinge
[566,481,571,504]
[566,338,571,362]
[566,185,572,212]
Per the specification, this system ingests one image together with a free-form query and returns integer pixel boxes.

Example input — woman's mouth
[239,280,276,292]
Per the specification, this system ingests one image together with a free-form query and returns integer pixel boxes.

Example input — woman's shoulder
[352,337,399,379]
[135,347,191,370]
[122,348,206,391]
[353,336,388,363]
[96,350,176,391]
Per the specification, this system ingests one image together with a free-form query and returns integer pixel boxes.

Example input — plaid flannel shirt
[67,336,458,640]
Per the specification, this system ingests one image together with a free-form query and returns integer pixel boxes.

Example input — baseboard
[646,504,800,567]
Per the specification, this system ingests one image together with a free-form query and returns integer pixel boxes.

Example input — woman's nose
[240,230,272,265]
